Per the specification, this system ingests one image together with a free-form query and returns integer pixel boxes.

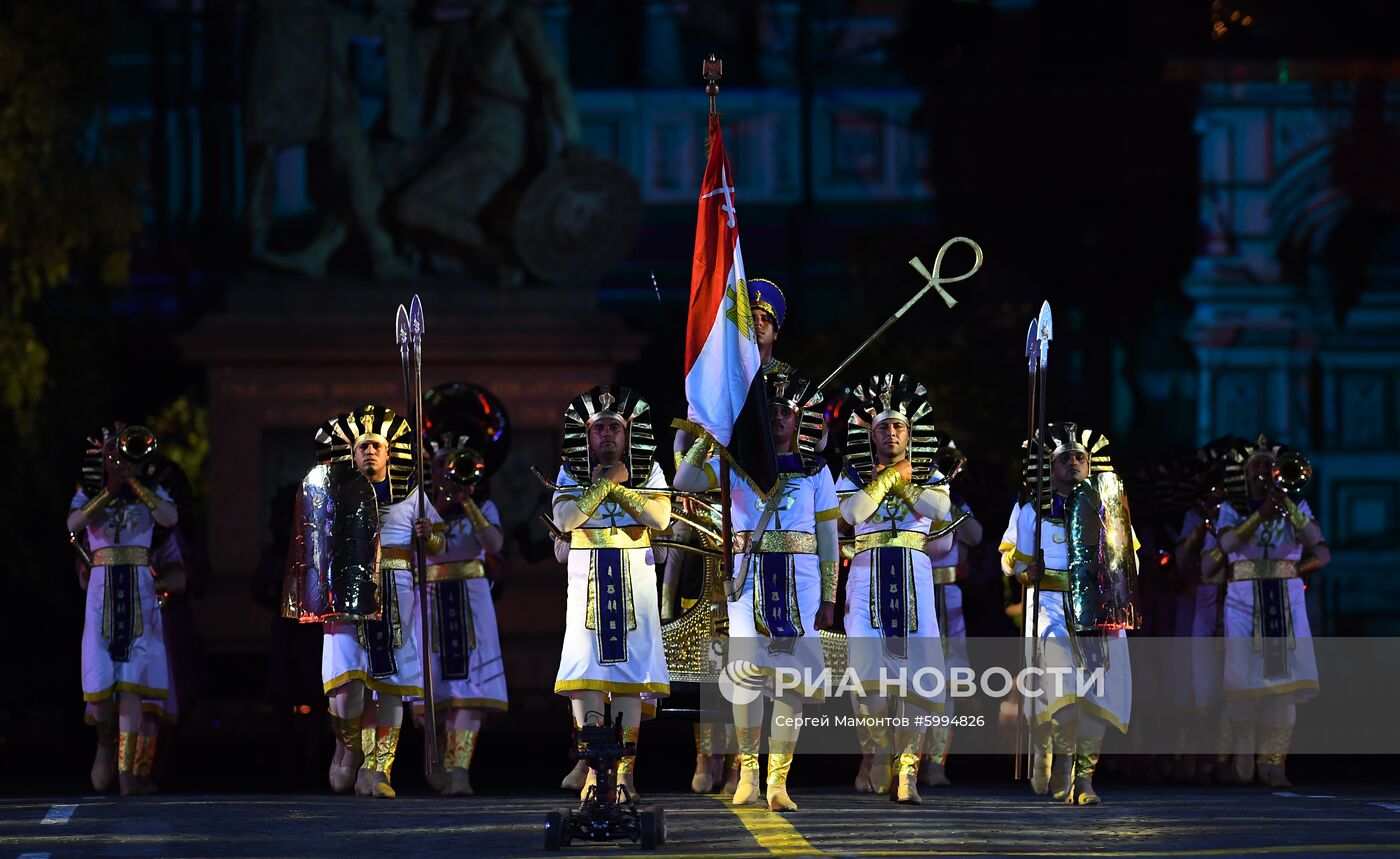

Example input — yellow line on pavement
[715,798,824,856]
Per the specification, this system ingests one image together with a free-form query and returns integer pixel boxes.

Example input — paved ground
[3,785,1399,858]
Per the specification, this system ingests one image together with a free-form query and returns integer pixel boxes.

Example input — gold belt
[380,546,414,571]
[1230,559,1298,581]
[737,530,818,555]
[854,530,929,554]
[425,560,486,582]
[1033,568,1070,592]
[931,565,958,585]
[92,546,151,567]
[571,526,651,550]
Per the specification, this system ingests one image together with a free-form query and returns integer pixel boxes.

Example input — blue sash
[364,572,399,678]
[594,548,629,664]
[106,565,137,662]
[755,553,801,655]
[873,547,913,659]
[436,579,472,681]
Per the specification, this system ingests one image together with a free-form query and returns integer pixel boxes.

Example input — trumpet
[1271,451,1312,496]
[117,425,159,461]
[442,447,486,489]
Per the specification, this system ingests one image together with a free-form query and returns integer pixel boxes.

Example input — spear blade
[409,294,424,342]
[395,303,410,347]
[1036,300,1053,369]
[1025,318,1039,371]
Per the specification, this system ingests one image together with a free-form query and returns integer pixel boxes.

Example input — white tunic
[72,486,173,705]
[723,457,838,700]
[553,463,670,697]
[837,470,951,710]
[1216,500,1318,700]
[418,500,508,712]
[322,486,440,697]
[1000,499,1133,733]
[1182,508,1226,709]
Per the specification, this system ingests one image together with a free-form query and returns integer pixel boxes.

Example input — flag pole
[702,53,734,586]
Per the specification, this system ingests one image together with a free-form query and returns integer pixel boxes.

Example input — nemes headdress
[1022,421,1114,505]
[1221,433,1285,508]
[561,385,656,485]
[845,373,940,485]
[748,278,787,328]
[767,373,825,474]
[314,404,416,502]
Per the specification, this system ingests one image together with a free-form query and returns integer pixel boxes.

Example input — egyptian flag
[679,114,777,496]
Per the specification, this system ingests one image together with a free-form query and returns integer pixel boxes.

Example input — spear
[1013,317,1038,781]
[396,296,438,776]
[1026,301,1053,777]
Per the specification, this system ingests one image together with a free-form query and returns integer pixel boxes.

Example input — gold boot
[117,731,138,797]
[766,745,798,811]
[329,714,363,794]
[561,757,589,791]
[1230,720,1256,784]
[617,726,641,802]
[691,724,716,794]
[1070,734,1103,805]
[895,754,922,804]
[91,714,117,793]
[443,729,477,796]
[355,722,379,796]
[132,732,160,796]
[1029,724,1053,796]
[731,726,763,805]
[920,726,952,788]
[1049,726,1075,801]
[1258,724,1293,788]
[371,726,400,798]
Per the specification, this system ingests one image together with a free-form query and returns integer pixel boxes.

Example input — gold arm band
[575,479,614,519]
[1205,547,1224,564]
[1282,497,1311,532]
[931,565,958,585]
[820,559,838,603]
[815,507,841,523]
[462,498,492,534]
[129,481,160,511]
[861,466,905,508]
[381,546,414,571]
[735,530,818,555]
[681,436,712,469]
[853,529,931,554]
[91,546,151,567]
[425,533,446,555]
[425,560,486,582]
[892,480,924,509]
[570,526,651,550]
[1231,511,1264,541]
[1229,559,1298,581]
[79,488,114,519]
[608,483,654,520]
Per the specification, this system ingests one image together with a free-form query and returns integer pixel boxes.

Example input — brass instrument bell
[1272,451,1312,496]
[117,425,158,461]
[443,447,486,488]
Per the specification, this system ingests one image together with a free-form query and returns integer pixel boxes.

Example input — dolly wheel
[653,806,667,845]
[639,809,659,850]
[544,811,563,851]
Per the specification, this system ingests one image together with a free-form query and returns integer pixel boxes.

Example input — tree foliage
[0,0,143,434]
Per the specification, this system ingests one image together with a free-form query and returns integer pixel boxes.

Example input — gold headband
[1052,441,1088,459]
[873,410,909,427]
[353,431,390,448]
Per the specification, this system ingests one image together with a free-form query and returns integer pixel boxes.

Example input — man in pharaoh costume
[1000,422,1138,805]
[674,374,840,811]
[414,383,511,796]
[836,374,953,805]
[1175,438,1238,783]
[551,386,672,802]
[283,405,441,799]
[68,425,179,796]
[1206,436,1329,788]
[918,439,983,789]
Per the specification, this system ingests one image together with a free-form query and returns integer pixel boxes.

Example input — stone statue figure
[243,0,413,279]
